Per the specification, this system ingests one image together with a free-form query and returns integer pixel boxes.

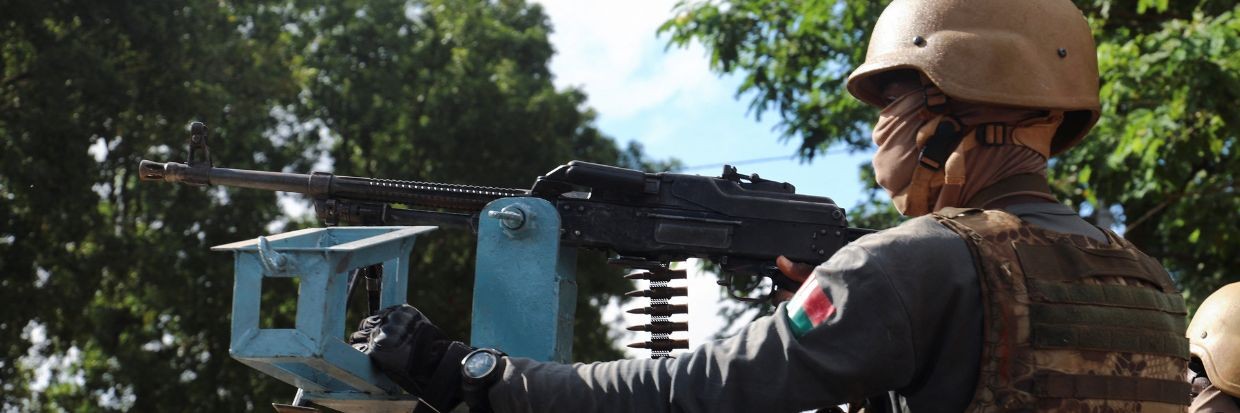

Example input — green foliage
[1,0,671,410]
[662,0,1240,309]
[1,1,308,410]
[1065,0,1240,310]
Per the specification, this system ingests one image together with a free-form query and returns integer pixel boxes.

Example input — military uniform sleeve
[487,217,975,413]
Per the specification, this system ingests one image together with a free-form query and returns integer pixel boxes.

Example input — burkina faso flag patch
[786,277,836,337]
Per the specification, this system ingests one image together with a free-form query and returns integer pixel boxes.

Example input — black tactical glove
[350,305,474,413]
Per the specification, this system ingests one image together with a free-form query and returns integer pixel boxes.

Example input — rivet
[912,36,927,47]
[1202,331,1209,339]
[818,249,826,255]
[573,230,582,236]
[1057,48,1068,58]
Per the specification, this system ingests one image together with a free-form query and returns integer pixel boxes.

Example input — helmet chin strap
[934,116,1062,211]
[893,84,966,216]
[897,93,1064,216]
[891,115,963,216]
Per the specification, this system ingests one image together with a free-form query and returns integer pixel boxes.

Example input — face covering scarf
[871,87,1062,216]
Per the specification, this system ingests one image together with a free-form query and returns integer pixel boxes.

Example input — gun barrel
[141,160,314,191]
[330,175,527,211]
[139,160,528,211]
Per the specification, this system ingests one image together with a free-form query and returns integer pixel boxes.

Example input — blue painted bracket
[212,226,434,411]
[213,197,579,409]
[472,197,578,362]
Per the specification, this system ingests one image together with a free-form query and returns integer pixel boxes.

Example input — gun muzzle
[139,160,211,186]
[139,160,169,181]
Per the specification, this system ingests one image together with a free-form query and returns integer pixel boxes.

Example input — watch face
[463,351,497,379]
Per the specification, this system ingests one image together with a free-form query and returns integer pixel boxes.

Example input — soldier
[352,0,1191,412]
[1187,282,1240,412]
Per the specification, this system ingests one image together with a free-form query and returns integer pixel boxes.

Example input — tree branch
[1125,178,1236,233]
[1,72,31,88]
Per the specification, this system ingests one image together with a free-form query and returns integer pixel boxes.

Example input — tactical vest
[932,208,1190,412]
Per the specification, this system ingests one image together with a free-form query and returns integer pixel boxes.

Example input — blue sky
[533,0,872,211]
[531,0,879,354]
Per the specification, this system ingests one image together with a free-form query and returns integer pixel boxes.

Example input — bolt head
[490,207,527,230]
[912,36,927,47]
[1057,48,1068,58]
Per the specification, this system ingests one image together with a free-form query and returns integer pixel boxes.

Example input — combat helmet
[846,0,1100,155]
[1188,282,1240,396]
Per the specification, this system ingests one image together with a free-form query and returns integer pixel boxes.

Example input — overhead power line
[671,149,851,172]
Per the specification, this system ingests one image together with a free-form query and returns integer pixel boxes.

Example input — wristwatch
[460,348,506,413]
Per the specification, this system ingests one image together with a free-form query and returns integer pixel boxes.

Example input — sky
[534,1,869,207]
[530,0,875,356]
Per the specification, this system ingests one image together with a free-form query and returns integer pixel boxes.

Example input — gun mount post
[212,226,435,412]
[471,197,578,362]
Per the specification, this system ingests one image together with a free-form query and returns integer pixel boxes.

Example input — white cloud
[535,0,731,120]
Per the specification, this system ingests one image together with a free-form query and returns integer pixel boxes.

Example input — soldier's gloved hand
[350,304,474,413]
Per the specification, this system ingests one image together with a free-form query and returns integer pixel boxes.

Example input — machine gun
[139,122,871,411]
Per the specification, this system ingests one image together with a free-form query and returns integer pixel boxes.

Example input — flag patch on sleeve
[785,277,836,337]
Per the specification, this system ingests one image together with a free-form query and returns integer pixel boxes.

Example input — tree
[1,0,672,410]
[1,1,310,410]
[661,0,1240,309]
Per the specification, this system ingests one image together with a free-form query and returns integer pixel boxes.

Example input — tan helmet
[846,0,1101,155]
[1188,282,1240,396]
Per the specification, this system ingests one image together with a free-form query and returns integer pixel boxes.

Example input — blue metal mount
[472,197,578,362]
[214,197,579,411]
[213,226,434,412]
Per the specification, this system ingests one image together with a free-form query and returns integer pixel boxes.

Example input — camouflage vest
[932,208,1190,412]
